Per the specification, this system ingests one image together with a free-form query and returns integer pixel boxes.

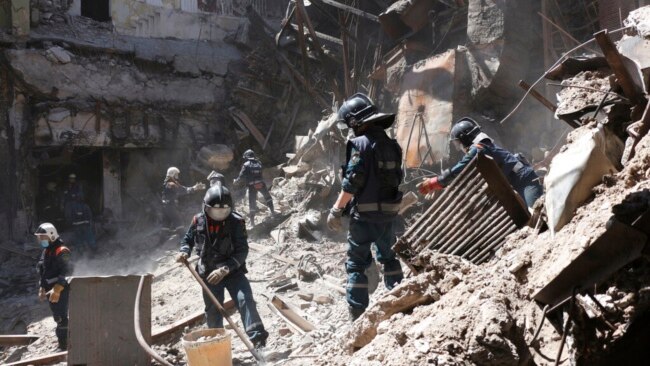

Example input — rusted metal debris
[594,30,645,105]
[393,154,530,273]
[518,80,581,129]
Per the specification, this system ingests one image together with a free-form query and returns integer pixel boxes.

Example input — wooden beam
[290,24,343,45]
[5,352,67,366]
[315,0,379,22]
[0,335,40,346]
[518,80,580,129]
[296,0,324,55]
[594,30,644,105]
[270,295,316,334]
[228,107,267,149]
[340,11,351,97]
[294,1,310,76]
[276,52,329,108]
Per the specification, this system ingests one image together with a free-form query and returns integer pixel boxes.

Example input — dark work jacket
[64,200,92,225]
[162,178,192,205]
[342,126,403,223]
[236,159,264,185]
[441,139,537,189]
[179,212,249,277]
[37,239,71,290]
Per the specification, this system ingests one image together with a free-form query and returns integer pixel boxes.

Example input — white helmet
[34,222,59,241]
[166,167,180,179]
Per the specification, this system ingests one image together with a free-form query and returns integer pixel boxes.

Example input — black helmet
[337,93,395,130]
[204,185,233,221]
[450,117,482,148]
[243,149,255,160]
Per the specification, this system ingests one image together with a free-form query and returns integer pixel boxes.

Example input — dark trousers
[247,183,274,214]
[346,219,404,309]
[513,173,544,208]
[162,203,182,229]
[49,286,69,346]
[72,223,96,252]
[202,270,268,345]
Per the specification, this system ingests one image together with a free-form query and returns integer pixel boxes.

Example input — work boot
[348,306,365,322]
[253,338,266,351]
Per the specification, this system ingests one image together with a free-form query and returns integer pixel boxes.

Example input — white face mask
[206,207,231,221]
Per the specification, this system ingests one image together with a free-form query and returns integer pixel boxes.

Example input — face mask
[40,240,50,248]
[206,207,231,221]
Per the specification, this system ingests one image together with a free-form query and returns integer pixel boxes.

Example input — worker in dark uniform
[64,197,96,253]
[327,93,404,321]
[233,150,275,225]
[176,184,269,348]
[62,173,83,219]
[161,167,205,229]
[41,182,62,225]
[35,223,71,351]
[417,117,543,208]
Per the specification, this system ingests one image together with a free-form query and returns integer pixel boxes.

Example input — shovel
[181,258,266,364]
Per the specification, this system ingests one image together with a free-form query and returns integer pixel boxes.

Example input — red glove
[417,177,444,195]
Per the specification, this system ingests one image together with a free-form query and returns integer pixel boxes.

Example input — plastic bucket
[182,328,232,366]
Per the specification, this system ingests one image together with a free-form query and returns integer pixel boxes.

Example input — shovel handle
[181,258,265,363]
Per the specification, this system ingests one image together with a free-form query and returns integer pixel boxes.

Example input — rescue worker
[161,167,205,229]
[64,197,96,253]
[62,173,83,214]
[233,150,275,225]
[417,117,543,208]
[176,184,269,348]
[35,223,71,351]
[207,171,226,187]
[326,93,404,321]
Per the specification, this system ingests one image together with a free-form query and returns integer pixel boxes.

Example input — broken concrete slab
[5,49,226,108]
[545,125,624,233]
[624,6,650,38]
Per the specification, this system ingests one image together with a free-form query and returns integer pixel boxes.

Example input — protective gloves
[327,207,344,232]
[47,284,65,304]
[192,182,206,191]
[176,252,189,263]
[206,266,230,285]
[38,287,47,302]
[417,176,444,195]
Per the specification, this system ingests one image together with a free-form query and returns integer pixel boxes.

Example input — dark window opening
[36,147,103,231]
[81,0,111,22]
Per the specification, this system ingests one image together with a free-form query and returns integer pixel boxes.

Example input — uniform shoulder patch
[56,246,71,255]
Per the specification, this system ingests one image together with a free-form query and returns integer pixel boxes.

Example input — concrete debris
[545,125,624,233]
[44,46,72,64]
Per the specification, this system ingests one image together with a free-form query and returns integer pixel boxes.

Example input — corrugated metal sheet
[68,275,152,366]
[395,50,456,168]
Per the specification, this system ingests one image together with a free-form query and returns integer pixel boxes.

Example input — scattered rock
[45,46,72,64]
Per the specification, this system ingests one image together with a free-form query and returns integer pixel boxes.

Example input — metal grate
[393,154,531,272]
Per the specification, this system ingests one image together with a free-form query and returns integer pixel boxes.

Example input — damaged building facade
[1,0,650,365]
[0,0,327,240]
